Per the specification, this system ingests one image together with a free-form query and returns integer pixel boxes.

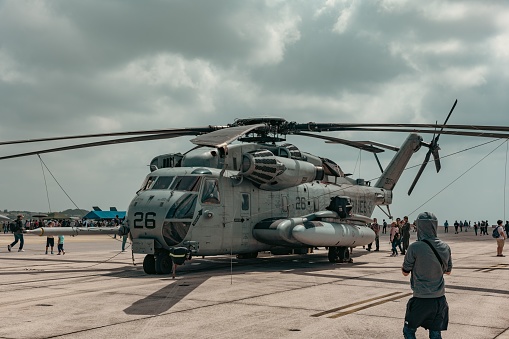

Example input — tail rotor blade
[408,149,432,195]
[432,149,441,172]
[435,99,457,144]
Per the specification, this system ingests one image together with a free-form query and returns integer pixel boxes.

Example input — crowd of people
[366,216,415,256]
[365,217,509,258]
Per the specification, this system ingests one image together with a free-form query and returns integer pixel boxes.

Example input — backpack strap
[421,239,446,272]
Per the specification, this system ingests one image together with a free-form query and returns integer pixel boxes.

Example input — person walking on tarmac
[8,214,25,252]
[402,212,452,339]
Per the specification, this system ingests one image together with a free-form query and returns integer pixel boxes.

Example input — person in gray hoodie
[401,212,452,339]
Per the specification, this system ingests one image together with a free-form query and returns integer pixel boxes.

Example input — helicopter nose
[129,191,198,248]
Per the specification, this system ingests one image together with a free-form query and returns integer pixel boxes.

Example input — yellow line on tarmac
[328,292,413,319]
[476,263,509,273]
[311,292,402,317]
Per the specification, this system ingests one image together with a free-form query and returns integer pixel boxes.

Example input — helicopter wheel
[337,247,351,263]
[328,247,339,263]
[328,247,351,263]
[143,254,156,274]
[155,252,173,275]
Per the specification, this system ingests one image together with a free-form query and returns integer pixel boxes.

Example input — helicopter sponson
[252,211,375,248]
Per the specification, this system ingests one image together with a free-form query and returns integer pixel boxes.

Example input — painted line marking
[328,292,413,319]
[311,292,402,317]
[476,264,509,273]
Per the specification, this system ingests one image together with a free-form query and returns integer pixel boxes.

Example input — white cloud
[0,50,34,84]
[230,4,301,66]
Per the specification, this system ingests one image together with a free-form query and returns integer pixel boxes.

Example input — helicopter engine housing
[240,150,324,190]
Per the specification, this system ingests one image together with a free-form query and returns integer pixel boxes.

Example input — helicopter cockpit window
[166,194,197,219]
[151,176,174,190]
[201,179,220,204]
[170,176,201,192]
[140,176,157,191]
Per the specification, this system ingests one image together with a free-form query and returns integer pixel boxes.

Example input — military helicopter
[4,100,509,275]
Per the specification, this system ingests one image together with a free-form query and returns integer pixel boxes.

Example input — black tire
[338,247,351,262]
[293,248,309,255]
[143,255,156,275]
[155,252,172,275]
[328,247,339,263]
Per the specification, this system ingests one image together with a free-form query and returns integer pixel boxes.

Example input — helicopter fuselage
[128,166,386,256]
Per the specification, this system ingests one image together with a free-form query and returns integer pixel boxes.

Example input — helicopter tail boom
[374,133,422,191]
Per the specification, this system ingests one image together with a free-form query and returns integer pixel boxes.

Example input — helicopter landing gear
[328,246,352,263]
[155,252,173,275]
[143,254,156,274]
[236,252,258,259]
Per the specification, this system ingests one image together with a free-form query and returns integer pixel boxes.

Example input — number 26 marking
[133,212,156,229]
[295,197,306,210]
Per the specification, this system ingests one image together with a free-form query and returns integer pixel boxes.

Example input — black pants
[367,236,379,251]
[405,296,449,331]
[402,236,410,253]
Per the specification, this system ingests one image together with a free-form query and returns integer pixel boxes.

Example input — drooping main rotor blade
[0,132,202,161]
[294,132,385,153]
[293,122,509,133]
[355,140,399,152]
[408,149,432,195]
[190,124,266,148]
[0,127,217,146]
[296,127,509,139]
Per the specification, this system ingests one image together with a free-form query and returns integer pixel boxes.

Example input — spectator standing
[454,220,459,234]
[402,212,452,339]
[505,221,509,240]
[45,221,55,255]
[57,234,65,255]
[495,220,506,257]
[367,218,380,251]
[473,222,478,236]
[7,214,24,252]
[401,216,411,255]
[382,219,387,234]
[443,220,448,233]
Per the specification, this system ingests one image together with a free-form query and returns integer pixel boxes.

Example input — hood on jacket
[416,211,438,241]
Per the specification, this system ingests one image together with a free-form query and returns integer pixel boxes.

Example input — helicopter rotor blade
[190,124,266,148]
[0,127,217,146]
[0,132,202,161]
[303,127,509,139]
[294,132,385,153]
[408,149,432,196]
[432,148,441,172]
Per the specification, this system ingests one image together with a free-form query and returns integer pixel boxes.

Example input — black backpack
[492,226,500,238]
[9,222,19,233]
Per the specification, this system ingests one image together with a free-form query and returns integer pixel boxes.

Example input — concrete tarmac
[0,230,508,339]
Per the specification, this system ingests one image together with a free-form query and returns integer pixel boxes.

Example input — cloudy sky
[1,0,508,224]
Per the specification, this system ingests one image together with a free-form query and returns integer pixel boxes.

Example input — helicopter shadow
[121,251,384,316]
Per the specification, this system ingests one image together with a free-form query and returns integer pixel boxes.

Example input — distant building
[83,207,125,220]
